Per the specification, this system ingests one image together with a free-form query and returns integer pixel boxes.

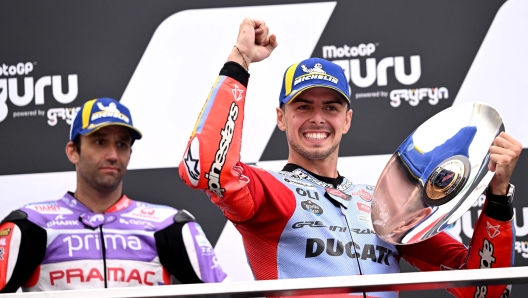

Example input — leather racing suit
[178,62,515,297]
[0,192,229,292]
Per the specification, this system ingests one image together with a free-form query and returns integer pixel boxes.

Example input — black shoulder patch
[1,209,28,223]
[173,209,195,223]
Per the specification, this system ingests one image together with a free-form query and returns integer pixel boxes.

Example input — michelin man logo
[91,102,130,123]
[301,63,326,74]
[97,102,120,113]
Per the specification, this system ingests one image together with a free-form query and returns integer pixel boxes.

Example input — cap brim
[281,84,351,107]
[80,122,143,140]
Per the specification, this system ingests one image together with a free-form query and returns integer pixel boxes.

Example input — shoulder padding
[173,209,195,223]
[1,210,28,224]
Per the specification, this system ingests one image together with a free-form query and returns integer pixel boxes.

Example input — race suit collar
[67,191,132,213]
[282,163,344,188]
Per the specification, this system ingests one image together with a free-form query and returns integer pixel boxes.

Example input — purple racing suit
[0,192,229,292]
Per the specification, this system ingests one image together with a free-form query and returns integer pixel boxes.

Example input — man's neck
[287,154,339,178]
[74,183,123,213]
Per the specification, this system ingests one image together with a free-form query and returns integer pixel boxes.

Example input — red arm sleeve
[178,62,295,226]
[400,199,515,298]
[178,64,257,222]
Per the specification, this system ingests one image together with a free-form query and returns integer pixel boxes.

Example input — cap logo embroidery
[301,63,326,74]
[91,102,130,123]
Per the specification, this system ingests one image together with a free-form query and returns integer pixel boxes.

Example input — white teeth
[304,132,328,140]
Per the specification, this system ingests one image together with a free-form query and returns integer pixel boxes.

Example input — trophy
[371,102,504,244]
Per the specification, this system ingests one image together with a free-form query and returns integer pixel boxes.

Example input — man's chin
[94,179,123,192]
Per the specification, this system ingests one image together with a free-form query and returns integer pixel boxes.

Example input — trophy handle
[371,102,504,244]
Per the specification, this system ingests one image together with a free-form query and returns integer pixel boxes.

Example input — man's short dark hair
[72,136,81,154]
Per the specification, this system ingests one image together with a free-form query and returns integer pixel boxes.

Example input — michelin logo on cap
[69,97,142,141]
[91,102,130,123]
[294,63,339,86]
[279,58,351,107]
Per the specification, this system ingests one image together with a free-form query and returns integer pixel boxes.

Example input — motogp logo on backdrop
[322,43,449,108]
[0,61,79,124]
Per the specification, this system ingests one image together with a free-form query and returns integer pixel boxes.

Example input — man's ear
[342,108,353,134]
[276,106,286,131]
[65,141,79,165]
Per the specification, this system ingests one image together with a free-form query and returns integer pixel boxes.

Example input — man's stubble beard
[286,130,340,160]
[78,157,125,193]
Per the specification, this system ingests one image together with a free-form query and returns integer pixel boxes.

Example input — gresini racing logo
[205,102,238,197]
[291,169,352,191]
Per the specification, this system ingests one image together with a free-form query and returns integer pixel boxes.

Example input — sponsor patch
[304,238,393,266]
[351,189,373,202]
[295,70,338,86]
[296,188,320,200]
[205,102,238,197]
[26,204,73,215]
[326,188,351,201]
[0,238,6,246]
[47,220,80,228]
[357,215,370,222]
[0,228,11,237]
[486,221,500,239]
[290,169,353,191]
[356,202,371,214]
[292,221,327,229]
[479,239,496,269]
[91,102,129,123]
[0,247,4,260]
[49,267,155,286]
[475,238,496,297]
[283,178,315,189]
[301,200,323,216]
[122,207,176,223]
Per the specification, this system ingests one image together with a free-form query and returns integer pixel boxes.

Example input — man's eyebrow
[88,130,132,141]
[322,98,345,105]
[89,131,107,138]
[291,98,313,104]
[119,134,133,142]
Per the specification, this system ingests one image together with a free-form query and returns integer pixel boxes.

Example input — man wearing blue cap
[0,98,229,292]
[179,18,522,297]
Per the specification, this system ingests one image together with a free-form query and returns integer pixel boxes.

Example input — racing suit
[0,192,229,292]
[178,62,515,297]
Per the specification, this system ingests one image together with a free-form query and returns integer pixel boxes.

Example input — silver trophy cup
[371,102,504,244]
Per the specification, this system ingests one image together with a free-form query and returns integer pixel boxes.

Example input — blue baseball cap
[70,97,142,141]
[279,58,351,107]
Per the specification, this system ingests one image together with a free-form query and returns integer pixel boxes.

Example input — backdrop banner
[1,1,527,297]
